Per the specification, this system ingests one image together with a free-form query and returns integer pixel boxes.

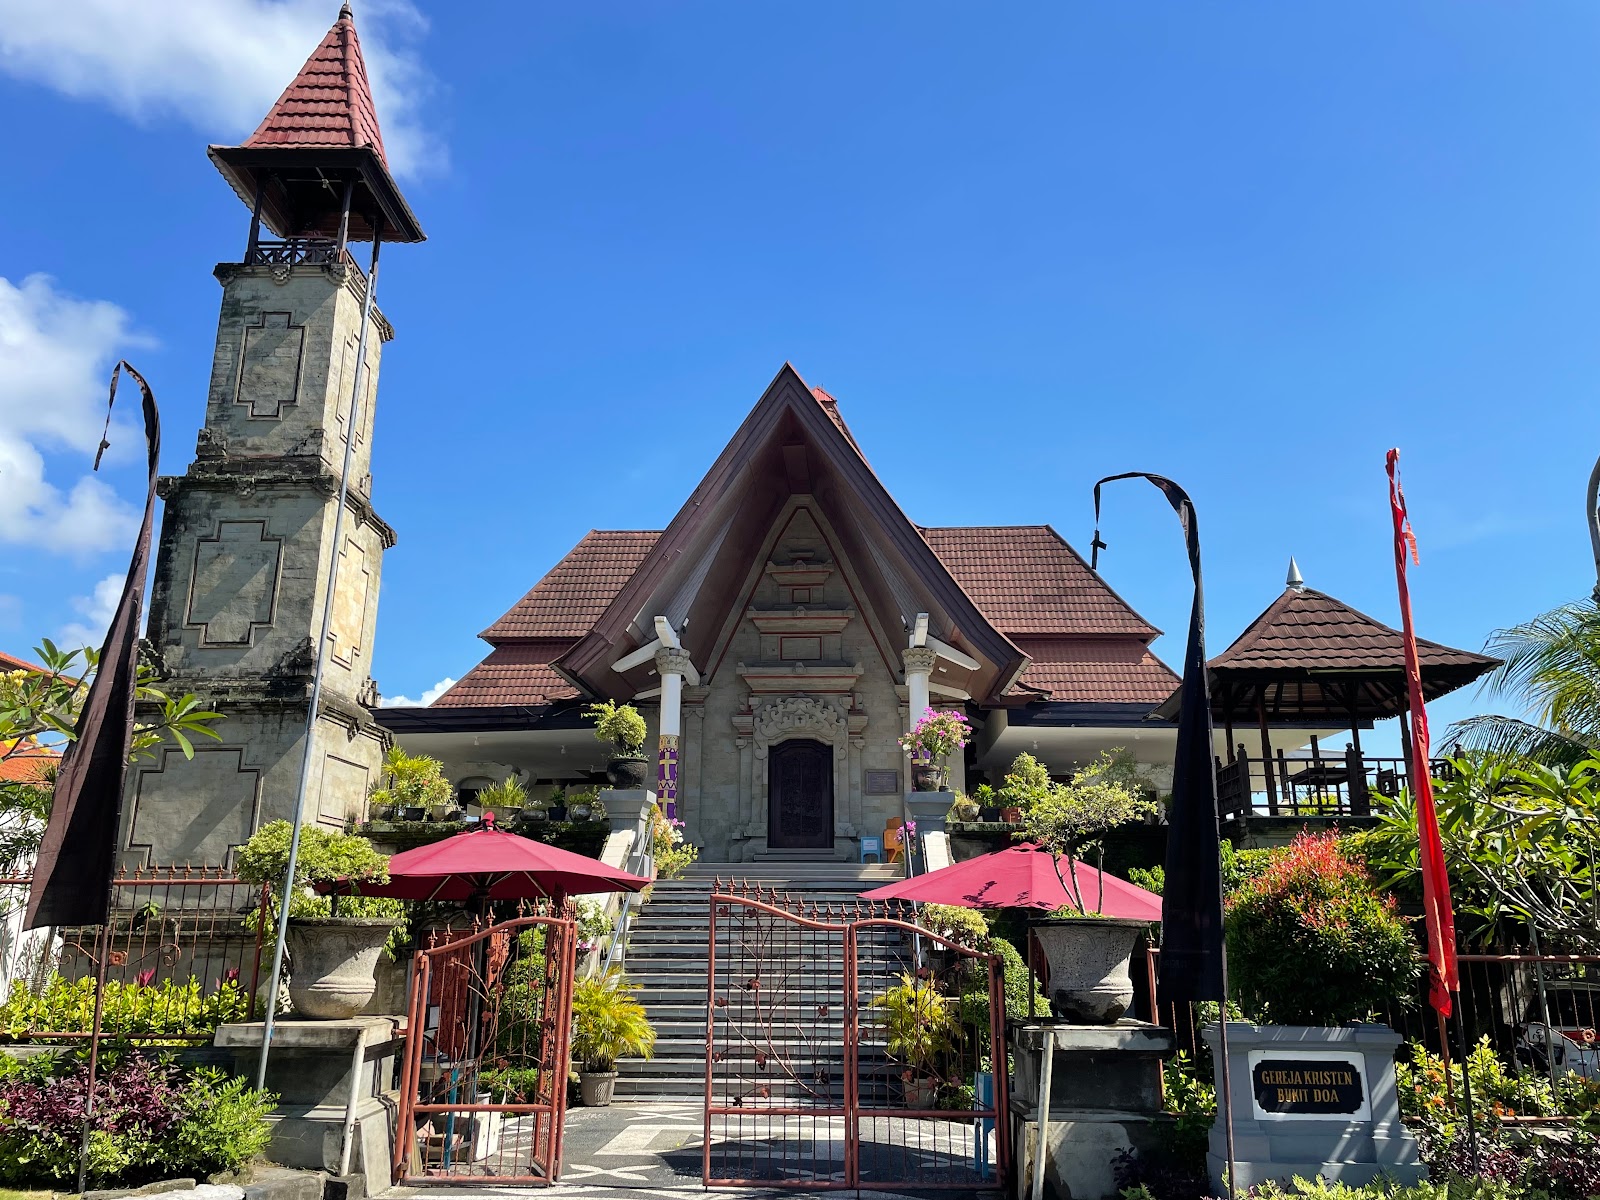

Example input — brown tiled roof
[433,641,581,708]
[811,386,864,456]
[1212,587,1498,675]
[920,526,1158,637]
[1012,637,1180,704]
[0,650,49,674]
[243,4,388,164]
[481,531,661,640]
[0,743,57,784]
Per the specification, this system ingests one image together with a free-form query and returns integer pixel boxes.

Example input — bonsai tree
[1013,750,1155,915]
[236,821,405,945]
[587,700,647,759]
[871,972,959,1095]
[571,967,656,1104]
[898,709,971,790]
[1226,831,1419,1025]
[366,745,452,821]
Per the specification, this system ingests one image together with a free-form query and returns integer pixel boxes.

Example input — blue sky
[1,1,1597,741]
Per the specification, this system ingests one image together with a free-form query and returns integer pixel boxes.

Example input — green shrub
[236,821,407,956]
[0,1055,274,1187]
[1242,1176,1544,1200]
[0,976,250,1042]
[959,936,1048,1033]
[1225,831,1419,1025]
[587,701,648,757]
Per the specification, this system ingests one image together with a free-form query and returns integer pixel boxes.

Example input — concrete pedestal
[905,791,955,872]
[1008,1020,1175,1200]
[215,1018,403,1179]
[1203,1022,1424,1191]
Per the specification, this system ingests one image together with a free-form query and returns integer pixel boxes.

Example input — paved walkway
[382,1100,969,1200]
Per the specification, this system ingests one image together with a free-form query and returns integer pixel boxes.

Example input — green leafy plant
[570,967,656,1072]
[0,976,250,1042]
[587,700,647,758]
[479,1065,542,1103]
[0,1055,274,1188]
[897,709,972,786]
[958,936,1049,1034]
[1012,750,1156,914]
[365,745,453,819]
[477,777,527,815]
[1162,1052,1216,1169]
[0,641,223,867]
[871,972,959,1077]
[1353,754,1600,951]
[1226,831,1419,1025]
[235,821,406,954]
[574,897,612,953]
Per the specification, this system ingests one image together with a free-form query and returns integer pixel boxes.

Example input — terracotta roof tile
[243,4,387,164]
[920,526,1158,637]
[0,745,57,784]
[1010,636,1180,703]
[811,386,864,455]
[432,641,581,708]
[481,531,661,640]
[0,650,49,674]
[1212,587,1499,674]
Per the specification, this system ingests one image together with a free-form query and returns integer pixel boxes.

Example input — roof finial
[1286,555,1305,591]
[339,2,353,19]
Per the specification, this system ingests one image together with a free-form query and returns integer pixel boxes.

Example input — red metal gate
[395,909,576,1184]
[704,886,1009,1190]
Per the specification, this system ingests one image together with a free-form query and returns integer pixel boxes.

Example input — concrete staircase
[614,861,908,1098]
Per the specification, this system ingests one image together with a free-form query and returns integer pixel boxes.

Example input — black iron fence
[1216,742,1460,819]
[0,869,270,1042]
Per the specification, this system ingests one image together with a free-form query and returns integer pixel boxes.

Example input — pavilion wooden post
[1256,692,1279,815]
[1397,703,1417,798]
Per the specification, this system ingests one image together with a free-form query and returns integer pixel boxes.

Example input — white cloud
[0,0,442,178]
[57,572,123,649]
[382,676,457,708]
[0,274,146,557]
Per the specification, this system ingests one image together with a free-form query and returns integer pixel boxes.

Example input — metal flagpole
[257,219,385,1089]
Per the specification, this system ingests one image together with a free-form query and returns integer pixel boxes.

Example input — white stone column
[655,646,692,818]
[903,646,936,730]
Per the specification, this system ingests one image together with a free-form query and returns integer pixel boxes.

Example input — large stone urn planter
[287,918,398,1019]
[1031,917,1147,1024]
[605,755,650,790]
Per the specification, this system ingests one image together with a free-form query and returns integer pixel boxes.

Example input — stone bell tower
[120,4,426,868]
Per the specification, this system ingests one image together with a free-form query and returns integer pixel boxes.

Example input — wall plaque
[1249,1052,1368,1121]
[864,769,901,795]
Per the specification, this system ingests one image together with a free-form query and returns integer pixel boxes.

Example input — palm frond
[1442,714,1597,768]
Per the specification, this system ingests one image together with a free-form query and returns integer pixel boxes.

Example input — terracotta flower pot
[999,806,1024,824]
[605,755,650,790]
[286,917,398,1019]
[1031,916,1147,1024]
[580,1070,618,1106]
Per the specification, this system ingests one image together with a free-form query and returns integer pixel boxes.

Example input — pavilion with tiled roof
[378,366,1339,860]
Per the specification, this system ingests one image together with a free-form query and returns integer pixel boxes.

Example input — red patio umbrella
[858,843,1162,921]
[319,813,649,903]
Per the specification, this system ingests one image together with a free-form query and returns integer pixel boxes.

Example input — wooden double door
[767,738,834,850]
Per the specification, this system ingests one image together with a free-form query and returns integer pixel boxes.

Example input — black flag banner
[1092,472,1226,1006]
[26,362,161,930]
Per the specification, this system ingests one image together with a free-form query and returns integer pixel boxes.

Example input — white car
[1516,983,1600,1080]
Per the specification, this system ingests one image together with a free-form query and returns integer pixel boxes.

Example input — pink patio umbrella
[858,843,1162,921]
[319,812,649,904]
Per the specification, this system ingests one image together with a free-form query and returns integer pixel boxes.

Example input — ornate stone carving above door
[733,694,868,857]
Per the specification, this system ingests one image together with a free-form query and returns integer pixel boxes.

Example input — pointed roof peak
[1286,555,1304,591]
[243,3,387,164]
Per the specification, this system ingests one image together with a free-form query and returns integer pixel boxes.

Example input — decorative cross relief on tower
[121,4,424,868]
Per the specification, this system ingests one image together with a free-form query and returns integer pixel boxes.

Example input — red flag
[1386,449,1459,1016]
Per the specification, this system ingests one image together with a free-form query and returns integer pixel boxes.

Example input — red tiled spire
[244,3,388,165]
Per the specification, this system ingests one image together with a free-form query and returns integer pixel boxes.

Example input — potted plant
[898,709,971,792]
[1013,749,1156,1024]
[236,820,405,1019]
[871,972,959,1108]
[368,745,453,824]
[545,785,568,822]
[948,793,980,823]
[588,700,650,790]
[477,776,527,824]
[971,783,1001,822]
[570,967,657,1106]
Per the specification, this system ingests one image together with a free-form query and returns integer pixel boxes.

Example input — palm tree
[1448,599,1600,765]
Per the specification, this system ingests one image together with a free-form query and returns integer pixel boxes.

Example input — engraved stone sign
[185,520,282,646]
[237,312,305,417]
[865,769,901,795]
[1251,1055,1367,1119]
